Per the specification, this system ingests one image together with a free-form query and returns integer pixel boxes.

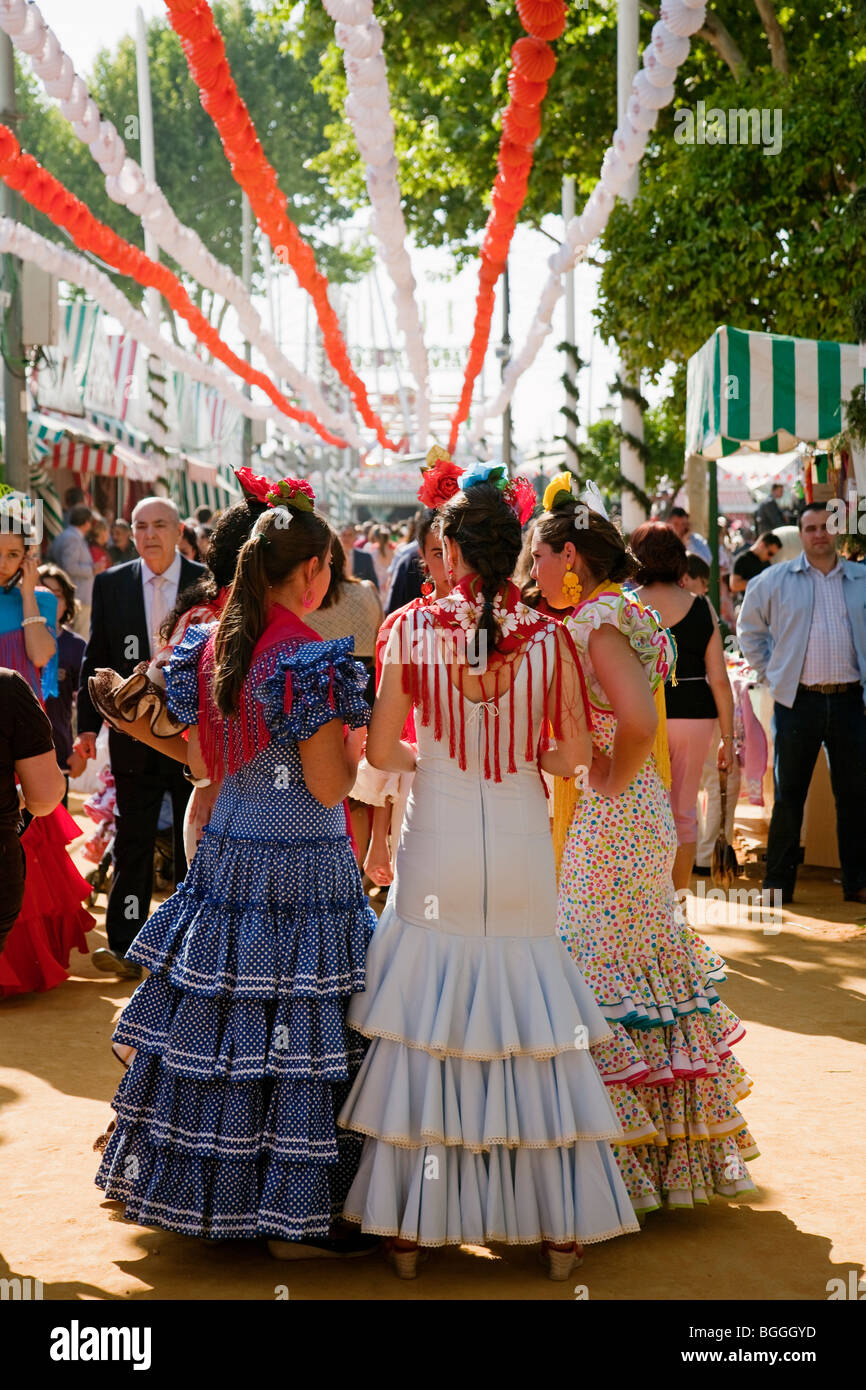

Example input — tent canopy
[686,325,865,459]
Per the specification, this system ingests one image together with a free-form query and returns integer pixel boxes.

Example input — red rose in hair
[418,450,464,509]
[504,476,537,526]
[234,466,274,504]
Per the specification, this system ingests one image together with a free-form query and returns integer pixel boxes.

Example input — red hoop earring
[302,587,314,608]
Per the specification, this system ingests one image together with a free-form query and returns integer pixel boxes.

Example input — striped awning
[686,325,866,459]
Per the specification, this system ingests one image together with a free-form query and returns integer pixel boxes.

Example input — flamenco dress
[0,587,94,998]
[557,588,758,1212]
[338,584,639,1248]
[95,606,377,1240]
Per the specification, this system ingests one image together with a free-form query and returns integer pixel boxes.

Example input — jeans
[766,687,866,898]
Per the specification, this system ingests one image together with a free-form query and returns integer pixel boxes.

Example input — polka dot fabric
[95,634,377,1241]
[558,594,758,1212]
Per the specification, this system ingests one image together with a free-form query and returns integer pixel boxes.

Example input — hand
[19,549,39,597]
[188,782,219,848]
[67,750,87,779]
[717,738,734,772]
[74,732,97,761]
[588,750,613,795]
[363,839,394,887]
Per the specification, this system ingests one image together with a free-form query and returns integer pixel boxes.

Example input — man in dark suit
[338,523,378,587]
[75,497,205,977]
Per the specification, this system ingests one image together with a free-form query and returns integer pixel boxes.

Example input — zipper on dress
[478,717,488,935]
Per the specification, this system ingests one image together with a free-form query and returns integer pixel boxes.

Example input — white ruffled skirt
[338,900,640,1247]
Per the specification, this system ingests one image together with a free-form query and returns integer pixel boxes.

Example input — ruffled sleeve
[256,636,370,745]
[164,622,215,727]
[565,590,675,708]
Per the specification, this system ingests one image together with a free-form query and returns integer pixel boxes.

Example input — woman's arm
[366,655,416,773]
[15,748,65,817]
[540,627,592,778]
[704,610,735,771]
[299,718,364,807]
[588,625,657,797]
[20,554,57,669]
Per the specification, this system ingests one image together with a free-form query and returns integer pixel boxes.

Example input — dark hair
[759,531,782,548]
[532,500,635,586]
[318,533,359,610]
[159,499,267,645]
[630,521,688,584]
[669,506,689,520]
[37,562,78,625]
[213,506,331,716]
[194,505,213,525]
[685,553,710,581]
[180,522,198,552]
[798,502,829,528]
[436,483,522,655]
[64,486,85,508]
[416,507,438,556]
[69,504,93,527]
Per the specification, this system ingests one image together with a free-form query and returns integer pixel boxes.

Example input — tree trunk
[752,0,789,74]
[697,11,750,80]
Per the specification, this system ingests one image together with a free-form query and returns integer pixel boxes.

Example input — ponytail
[213,537,270,716]
[211,506,331,716]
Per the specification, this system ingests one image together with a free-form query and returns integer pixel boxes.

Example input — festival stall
[685,324,863,870]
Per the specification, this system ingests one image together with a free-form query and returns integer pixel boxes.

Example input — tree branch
[696,11,750,80]
[752,0,789,74]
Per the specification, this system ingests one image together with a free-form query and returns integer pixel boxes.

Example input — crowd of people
[1,454,864,1283]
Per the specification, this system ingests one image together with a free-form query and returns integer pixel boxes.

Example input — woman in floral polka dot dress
[530,478,758,1215]
[96,485,378,1257]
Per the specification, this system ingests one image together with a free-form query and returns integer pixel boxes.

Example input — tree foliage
[273,0,863,381]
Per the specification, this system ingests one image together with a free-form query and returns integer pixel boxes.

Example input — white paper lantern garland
[468,3,707,443]
[325,1,431,448]
[0,218,314,442]
[0,0,362,448]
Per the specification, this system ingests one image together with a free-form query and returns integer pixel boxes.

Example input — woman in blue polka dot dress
[95,483,378,1256]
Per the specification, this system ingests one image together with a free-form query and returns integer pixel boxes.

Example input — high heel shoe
[542,1241,584,1282]
[386,1240,427,1279]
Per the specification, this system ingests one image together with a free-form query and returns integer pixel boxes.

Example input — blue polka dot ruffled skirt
[95,814,377,1241]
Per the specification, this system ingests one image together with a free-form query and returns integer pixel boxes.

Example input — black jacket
[349,546,378,587]
[78,555,205,774]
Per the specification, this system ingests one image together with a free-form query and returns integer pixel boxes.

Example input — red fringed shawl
[197,603,329,781]
[392,576,589,783]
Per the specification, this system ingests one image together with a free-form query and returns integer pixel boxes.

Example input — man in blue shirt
[737,503,866,903]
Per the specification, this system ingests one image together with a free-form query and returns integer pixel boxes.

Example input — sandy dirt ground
[1,801,864,1302]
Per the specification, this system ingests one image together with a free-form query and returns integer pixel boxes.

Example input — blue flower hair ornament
[458,460,507,493]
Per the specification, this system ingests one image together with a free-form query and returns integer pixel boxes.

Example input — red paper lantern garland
[0,125,348,448]
[162,0,400,452]
[448,5,567,453]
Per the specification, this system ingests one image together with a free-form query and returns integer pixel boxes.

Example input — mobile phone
[2,567,23,595]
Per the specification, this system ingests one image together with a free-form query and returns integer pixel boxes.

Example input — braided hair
[437,482,522,655]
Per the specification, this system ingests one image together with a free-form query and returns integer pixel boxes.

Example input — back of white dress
[395,620,557,940]
[338,604,640,1251]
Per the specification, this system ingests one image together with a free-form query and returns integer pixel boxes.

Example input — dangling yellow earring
[561,566,582,604]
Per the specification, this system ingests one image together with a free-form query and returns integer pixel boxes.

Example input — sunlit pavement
[0,799,863,1301]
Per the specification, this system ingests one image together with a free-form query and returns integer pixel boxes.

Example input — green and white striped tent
[686,325,865,459]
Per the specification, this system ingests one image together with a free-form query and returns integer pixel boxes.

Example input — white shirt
[141,550,182,658]
[800,558,860,686]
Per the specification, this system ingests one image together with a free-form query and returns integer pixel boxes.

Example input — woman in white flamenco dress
[337,466,639,1279]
